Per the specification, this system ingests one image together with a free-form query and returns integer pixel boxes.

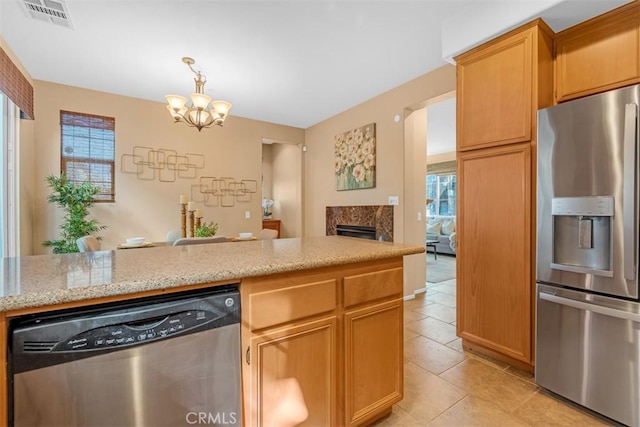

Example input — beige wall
[31,80,304,254]
[303,64,456,295]
[403,108,428,294]
[261,144,273,200]
[272,142,302,237]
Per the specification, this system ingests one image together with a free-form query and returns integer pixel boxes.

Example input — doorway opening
[261,139,303,238]
[426,96,457,285]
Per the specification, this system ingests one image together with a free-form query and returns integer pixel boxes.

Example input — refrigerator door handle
[623,103,638,281]
[539,291,640,323]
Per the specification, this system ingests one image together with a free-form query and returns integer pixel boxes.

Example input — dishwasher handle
[539,291,640,323]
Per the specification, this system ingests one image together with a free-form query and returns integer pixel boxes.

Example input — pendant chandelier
[165,57,232,132]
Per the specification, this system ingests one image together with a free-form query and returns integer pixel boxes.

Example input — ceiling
[0,0,631,129]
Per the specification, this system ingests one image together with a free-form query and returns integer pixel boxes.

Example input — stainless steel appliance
[9,286,241,426]
[536,84,640,426]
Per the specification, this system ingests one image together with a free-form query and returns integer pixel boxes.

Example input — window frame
[426,173,457,217]
[59,110,115,203]
[1,93,21,258]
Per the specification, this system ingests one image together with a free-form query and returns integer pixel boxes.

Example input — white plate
[120,242,153,248]
[126,237,146,245]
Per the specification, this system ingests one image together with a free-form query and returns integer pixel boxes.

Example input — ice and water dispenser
[550,196,614,277]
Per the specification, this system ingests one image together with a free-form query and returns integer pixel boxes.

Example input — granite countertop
[0,236,424,312]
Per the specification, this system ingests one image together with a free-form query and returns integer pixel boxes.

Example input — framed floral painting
[334,123,376,190]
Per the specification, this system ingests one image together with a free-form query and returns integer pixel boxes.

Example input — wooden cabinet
[242,276,338,426]
[457,143,532,364]
[344,300,402,426]
[343,266,403,426]
[262,219,281,238]
[555,2,640,102]
[250,317,336,426]
[455,20,552,369]
[241,258,403,426]
[456,20,553,151]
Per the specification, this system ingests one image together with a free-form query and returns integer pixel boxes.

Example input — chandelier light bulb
[191,93,212,110]
[166,95,187,110]
[212,100,232,116]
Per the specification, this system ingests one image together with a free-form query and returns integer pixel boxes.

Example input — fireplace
[326,205,393,242]
[336,224,377,240]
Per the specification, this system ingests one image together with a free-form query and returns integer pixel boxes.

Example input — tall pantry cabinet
[455,20,554,368]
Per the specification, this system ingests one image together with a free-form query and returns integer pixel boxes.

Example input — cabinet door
[457,143,532,364]
[555,5,640,102]
[248,316,336,427]
[344,299,403,426]
[457,28,533,151]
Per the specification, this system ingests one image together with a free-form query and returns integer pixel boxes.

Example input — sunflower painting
[334,123,376,191]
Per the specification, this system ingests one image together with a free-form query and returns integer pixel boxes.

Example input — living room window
[60,111,115,202]
[426,173,456,216]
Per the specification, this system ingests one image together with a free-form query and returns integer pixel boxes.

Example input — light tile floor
[372,278,615,426]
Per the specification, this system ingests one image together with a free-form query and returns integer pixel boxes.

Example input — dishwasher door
[10,286,241,427]
[536,283,640,426]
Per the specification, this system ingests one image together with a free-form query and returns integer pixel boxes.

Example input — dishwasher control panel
[58,309,215,351]
[11,286,240,377]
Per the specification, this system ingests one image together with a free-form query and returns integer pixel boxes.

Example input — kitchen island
[0,236,424,426]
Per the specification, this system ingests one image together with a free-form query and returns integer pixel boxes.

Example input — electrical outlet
[417,212,422,221]
[388,196,399,206]
[245,211,251,219]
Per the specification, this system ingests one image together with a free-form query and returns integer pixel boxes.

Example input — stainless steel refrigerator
[536,84,640,426]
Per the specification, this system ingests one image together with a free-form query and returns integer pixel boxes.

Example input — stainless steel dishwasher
[9,285,241,427]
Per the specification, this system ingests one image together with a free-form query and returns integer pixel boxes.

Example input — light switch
[388,196,399,206]
[245,211,251,219]
[417,212,422,221]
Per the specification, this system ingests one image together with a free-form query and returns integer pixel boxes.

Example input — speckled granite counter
[0,236,424,312]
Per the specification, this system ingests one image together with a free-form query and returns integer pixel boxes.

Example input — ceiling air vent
[19,0,74,29]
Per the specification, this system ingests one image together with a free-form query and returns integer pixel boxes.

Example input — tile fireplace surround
[326,205,393,242]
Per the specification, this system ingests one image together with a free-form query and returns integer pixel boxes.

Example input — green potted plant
[43,173,107,253]
[195,220,219,237]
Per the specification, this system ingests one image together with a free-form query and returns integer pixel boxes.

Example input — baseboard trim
[404,286,427,301]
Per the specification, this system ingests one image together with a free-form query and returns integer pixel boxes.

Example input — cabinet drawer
[249,280,337,330]
[343,268,403,308]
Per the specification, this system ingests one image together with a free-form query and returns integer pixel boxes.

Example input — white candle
[187,201,195,211]
[195,208,203,218]
[180,194,188,204]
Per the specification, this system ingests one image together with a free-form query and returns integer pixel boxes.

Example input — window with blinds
[60,111,115,202]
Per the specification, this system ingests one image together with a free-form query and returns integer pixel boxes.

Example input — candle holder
[180,203,187,238]
[188,209,195,238]
[195,216,202,231]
